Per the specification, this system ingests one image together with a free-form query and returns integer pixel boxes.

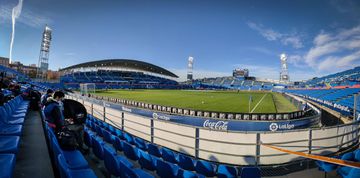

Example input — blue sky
[1,0,360,81]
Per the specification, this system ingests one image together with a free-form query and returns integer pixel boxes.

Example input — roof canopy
[60,59,178,78]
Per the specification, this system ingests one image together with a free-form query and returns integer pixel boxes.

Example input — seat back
[102,129,114,144]
[195,160,216,177]
[240,167,261,178]
[178,154,196,171]
[113,136,123,151]
[217,164,238,178]
[91,135,104,160]
[103,145,121,176]
[156,159,179,178]
[122,141,139,160]
[177,169,201,178]
[148,143,162,157]
[161,147,178,164]
[124,132,134,144]
[119,159,138,178]
[57,154,70,178]
[134,137,148,151]
[138,149,156,171]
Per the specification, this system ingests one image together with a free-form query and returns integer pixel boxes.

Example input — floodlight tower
[187,56,194,83]
[279,53,289,82]
[37,25,52,81]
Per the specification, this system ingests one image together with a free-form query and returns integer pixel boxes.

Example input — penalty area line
[250,93,267,113]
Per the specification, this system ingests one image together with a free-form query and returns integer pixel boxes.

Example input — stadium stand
[286,87,360,116]
[59,59,185,89]
[304,67,360,88]
[193,76,276,91]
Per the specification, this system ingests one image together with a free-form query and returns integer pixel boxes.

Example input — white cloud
[247,22,303,49]
[304,25,360,71]
[0,4,51,28]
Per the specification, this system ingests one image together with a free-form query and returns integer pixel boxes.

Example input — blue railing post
[255,133,261,166]
[103,101,106,122]
[195,128,200,158]
[121,112,124,130]
[150,119,154,143]
[308,129,312,154]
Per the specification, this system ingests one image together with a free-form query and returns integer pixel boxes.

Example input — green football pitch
[93,89,298,113]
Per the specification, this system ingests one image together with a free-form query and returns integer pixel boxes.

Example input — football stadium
[1,1,360,178]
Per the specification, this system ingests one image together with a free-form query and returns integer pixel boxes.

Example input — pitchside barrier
[67,93,360,166]
[88,94,309,121]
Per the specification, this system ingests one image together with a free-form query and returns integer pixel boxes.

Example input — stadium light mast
[187,56,194,83]
[279,53,289,83]
[37,25,52,81]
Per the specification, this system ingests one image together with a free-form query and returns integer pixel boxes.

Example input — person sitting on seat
[44,91,65,133]
[41,89,54,107]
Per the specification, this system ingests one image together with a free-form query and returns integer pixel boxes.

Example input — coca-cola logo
[203,120,228,131]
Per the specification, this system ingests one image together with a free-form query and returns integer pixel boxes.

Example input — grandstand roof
[59,59,178,78]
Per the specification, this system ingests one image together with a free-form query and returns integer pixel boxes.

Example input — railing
[68,94,360,166]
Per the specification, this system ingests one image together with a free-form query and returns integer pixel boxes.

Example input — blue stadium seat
[338,167,360,178]
[161,147,178,164]
[122,141,139,161]
[113,136,123,151]
[95,124,103,137]
[84,128,94,147]
[217,164,238,178]
[195,160,217,177]
[177,169,205,178]
[0,154,16,178]
[0,107,24,125]
[134,137,148,151]
[316,155,339,173]
[57,154,97,178]
[148,143,162,157]
[124,132,135,145]
[50,134,89,169]
[240,167,261,178]
[177,154,196,171]
[119,158,155,178]
[0,124,22,136]
[0,136,20,154]
[103,144,133,177]
[156,159,179,178]
[102,129,115,144]
[337,152,355,175]
[115,129,125,140]
[91,135,105,160]
[138,149,157,171]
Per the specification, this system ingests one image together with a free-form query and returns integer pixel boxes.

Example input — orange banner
[262,144,360,168]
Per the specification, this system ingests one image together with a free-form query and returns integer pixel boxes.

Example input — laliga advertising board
[99,99,320,132]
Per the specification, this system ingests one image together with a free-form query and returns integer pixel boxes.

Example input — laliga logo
[269,123,279,131]
[152,113,170,121]
[203,120,228,131]
[152,113,158,120]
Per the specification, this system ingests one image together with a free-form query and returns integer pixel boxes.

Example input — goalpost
[80,83,96,95]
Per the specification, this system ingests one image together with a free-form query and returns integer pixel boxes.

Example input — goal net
[80,83,96,95]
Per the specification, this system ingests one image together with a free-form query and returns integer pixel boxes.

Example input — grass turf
[93,89,298,113]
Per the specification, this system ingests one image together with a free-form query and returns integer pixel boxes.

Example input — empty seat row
[0,95,29,178]
[86,115,261,178]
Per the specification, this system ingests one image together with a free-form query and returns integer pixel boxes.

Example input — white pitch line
[250,93,268,113]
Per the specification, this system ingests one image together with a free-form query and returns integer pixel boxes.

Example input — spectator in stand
[23,84,34,100]
[41,89,54,106]
[44,91,65,133]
